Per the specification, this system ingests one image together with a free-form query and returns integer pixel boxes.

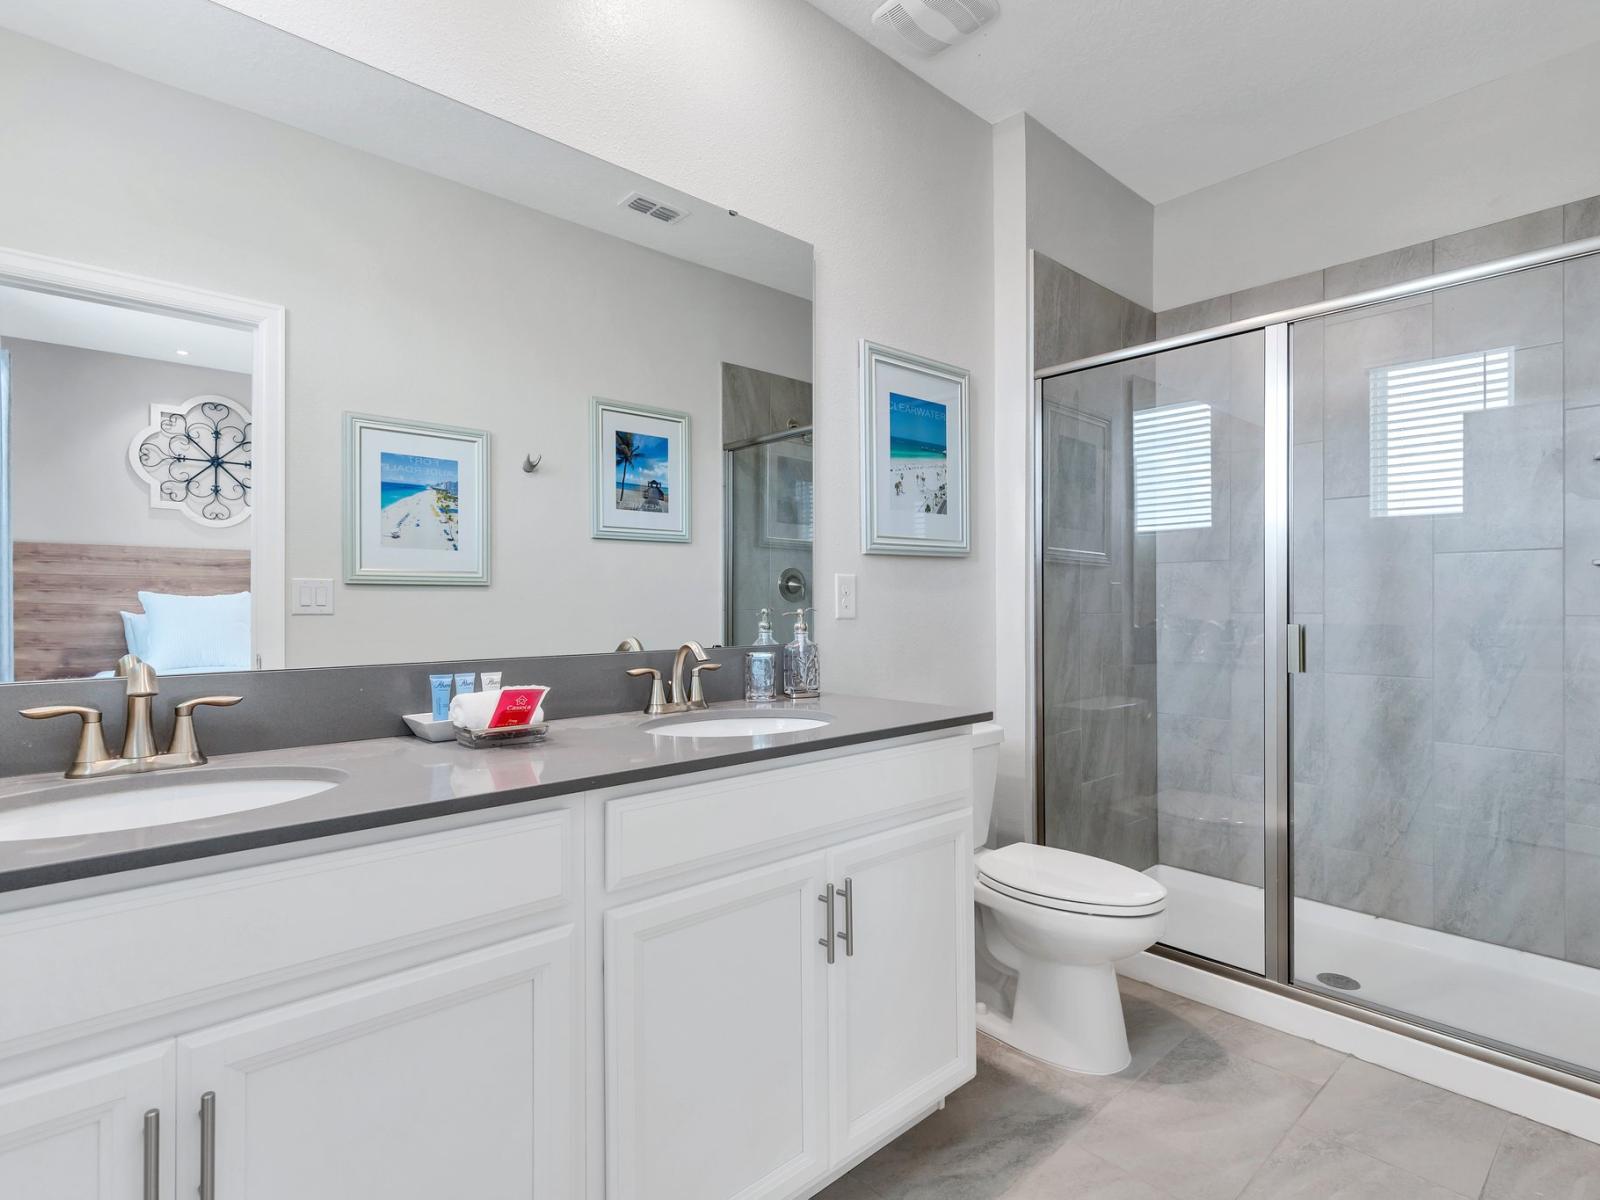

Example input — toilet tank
[969,721,1005,847]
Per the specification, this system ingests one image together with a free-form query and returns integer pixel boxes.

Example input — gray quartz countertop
[0,694,990,893]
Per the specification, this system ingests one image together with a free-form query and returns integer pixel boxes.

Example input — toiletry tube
[454,671,476,695]
[481,670,503,691]
[429,674,452,721]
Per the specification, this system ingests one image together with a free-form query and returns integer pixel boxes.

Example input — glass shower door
[724,430,813,646]
[1288,260,1600,1079]
[1040,328,1269,973]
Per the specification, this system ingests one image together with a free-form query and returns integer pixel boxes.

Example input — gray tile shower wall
[1154,194,1600,970]
[1035,252,1159,872]
[721,361,812,445]
[0,646,751,779]
[1034,251,1155,369]
[1161,194,1600,324]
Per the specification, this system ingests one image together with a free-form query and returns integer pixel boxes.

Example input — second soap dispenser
[782,607,821,699]
[744,608,780,702]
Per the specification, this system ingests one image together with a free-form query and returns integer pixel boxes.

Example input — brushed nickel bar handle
[1285,623,1307,674]
[838,877,855,957]
[817,884,836,965]
[142,1108,159,1200]
[198,1092,216,1200]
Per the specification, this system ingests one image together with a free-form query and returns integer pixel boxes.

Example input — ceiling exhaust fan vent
[620,192,687,225]
[871,0,998,56]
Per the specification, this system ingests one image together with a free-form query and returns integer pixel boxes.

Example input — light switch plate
[834,573,858,619]
[291,577,335,615]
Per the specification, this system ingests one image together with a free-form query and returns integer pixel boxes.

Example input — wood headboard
[12,541,252,680]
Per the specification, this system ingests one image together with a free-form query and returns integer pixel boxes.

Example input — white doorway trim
[0,245,287,669]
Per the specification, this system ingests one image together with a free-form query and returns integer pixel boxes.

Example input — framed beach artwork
[859,340,970,556]
[761,438,814,548]
[343,413,490,585]
[591,398,690,542]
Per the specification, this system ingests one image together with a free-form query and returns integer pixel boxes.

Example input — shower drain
[1316,972,1362,992]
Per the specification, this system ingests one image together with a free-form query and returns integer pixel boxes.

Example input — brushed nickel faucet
[625,641,721,715]
[20,655,243,779]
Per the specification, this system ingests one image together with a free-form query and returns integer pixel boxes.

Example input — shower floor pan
[1144,864,1600,1078]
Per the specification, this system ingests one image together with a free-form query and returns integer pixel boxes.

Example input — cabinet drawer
[604,735,970,891]
[0,809,571,1056]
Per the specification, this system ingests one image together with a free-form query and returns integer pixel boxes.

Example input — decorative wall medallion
[129,395,253,526]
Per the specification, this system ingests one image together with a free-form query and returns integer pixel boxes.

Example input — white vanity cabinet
[174,930,575,1200]
[605,854,833,1200]
[826,813,973,1165]
[0,807,581,1200]
[599,735,975,1200]
[0,727,976,1200]
[0,1044,173,1200]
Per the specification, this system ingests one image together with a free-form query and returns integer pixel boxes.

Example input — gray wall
[3,338,251,549]
[1155,198,1600,969]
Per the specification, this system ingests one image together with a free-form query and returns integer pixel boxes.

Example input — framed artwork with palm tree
[590,397,691,542]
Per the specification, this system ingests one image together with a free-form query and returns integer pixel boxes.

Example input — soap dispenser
[744,609,780,702]
[782,608,821,699]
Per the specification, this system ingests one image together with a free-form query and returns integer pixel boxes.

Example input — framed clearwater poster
[859,340,970,556]
[344,413,490,585]
[592,398,691,542]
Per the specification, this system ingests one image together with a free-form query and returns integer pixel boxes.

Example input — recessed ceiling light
[175,349,190,356]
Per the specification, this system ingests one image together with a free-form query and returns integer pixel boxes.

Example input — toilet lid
[977,844,1167,909]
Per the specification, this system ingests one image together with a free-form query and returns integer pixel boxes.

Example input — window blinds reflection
[1132,401,1212,533]
[1370,347,1513,517]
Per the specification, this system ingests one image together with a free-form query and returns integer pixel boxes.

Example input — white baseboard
[1120,950,1600,1146]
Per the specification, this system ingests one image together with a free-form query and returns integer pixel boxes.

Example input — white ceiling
[805,0,1600,203]
[0,285,254,373]
[0,0,813,299]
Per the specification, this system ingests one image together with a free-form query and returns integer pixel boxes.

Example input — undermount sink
[0,767,346,842]
[643,711,832,739]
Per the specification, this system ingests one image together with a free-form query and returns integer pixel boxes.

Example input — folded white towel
[448,688,546,730]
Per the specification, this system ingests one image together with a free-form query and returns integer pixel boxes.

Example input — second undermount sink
[644,711,832,739]
[0,767,346,843]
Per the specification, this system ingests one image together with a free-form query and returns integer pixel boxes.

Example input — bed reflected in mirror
[0,290,255,682]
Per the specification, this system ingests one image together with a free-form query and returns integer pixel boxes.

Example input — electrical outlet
[834,572,858,619]
[291,578,335,615]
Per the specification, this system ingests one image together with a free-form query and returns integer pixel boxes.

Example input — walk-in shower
[1035,235,1600,1091]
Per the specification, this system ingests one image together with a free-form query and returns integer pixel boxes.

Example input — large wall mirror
[0,0,814,683]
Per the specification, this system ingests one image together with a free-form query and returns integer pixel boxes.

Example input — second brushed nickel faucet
[626,641,721,715]
[20,655,243,779]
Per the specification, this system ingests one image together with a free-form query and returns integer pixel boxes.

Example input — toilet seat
[976,844,1167,918]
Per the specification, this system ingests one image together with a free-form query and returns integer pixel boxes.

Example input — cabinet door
[605,853,831,1200]
[176,929,575,1199]
[827,812,974,1163]
[0,1043,173,1200]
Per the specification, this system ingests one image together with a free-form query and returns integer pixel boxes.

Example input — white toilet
[969,722,1168,1075]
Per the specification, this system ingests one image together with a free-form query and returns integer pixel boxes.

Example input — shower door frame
[1033,232,1600,1099]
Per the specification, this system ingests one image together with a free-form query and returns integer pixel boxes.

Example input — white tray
[402,712,456,742]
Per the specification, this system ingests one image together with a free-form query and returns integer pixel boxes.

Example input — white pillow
[135,591,252,673]
[119,610,151,659]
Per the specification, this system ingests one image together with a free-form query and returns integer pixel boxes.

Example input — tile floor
[819,977,1600,1200]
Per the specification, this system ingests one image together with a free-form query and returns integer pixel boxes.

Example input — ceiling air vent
[871,0,999,56]
[620,192,687,225]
